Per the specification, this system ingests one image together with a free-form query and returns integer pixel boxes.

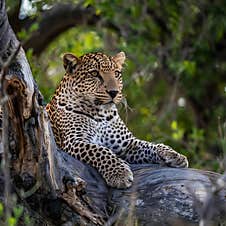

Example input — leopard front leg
[120,139,188,168]
[64,141,133,188]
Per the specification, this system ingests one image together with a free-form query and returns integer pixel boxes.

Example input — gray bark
[59,150,226,226]
[0,0,226,225]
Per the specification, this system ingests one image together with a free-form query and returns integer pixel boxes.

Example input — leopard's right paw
[103,162,133,189]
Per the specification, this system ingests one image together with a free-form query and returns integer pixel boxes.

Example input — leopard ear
[63,53,80,73]
[113,52,126,69]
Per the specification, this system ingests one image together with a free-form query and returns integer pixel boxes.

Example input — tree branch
[21,3,99,56]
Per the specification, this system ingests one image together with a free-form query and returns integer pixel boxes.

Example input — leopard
[46,51,188,189]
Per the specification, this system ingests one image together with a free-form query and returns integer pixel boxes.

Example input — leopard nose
[107,90,118,99]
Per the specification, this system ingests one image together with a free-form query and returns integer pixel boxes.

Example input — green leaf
[13,206,23,219]
[171,121,178,130]
[182,60,196,76]
[24,215,31,225]
[17,29,28,40]
[29,23,39,33]
[83,0,95,7]
[0,202,3,216]
[7,217,16,226]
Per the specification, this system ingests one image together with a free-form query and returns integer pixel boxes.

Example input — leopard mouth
[104,99,119,105]
[94,99,115,106]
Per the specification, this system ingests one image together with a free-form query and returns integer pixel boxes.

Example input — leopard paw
[164,153,188,168]
[156,144,189,168]
[103,162,133,188]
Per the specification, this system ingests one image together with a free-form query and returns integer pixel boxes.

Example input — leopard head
[62,52,125,105]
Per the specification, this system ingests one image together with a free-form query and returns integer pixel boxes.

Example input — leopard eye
[90,70,99,76]
[90,70,104,83]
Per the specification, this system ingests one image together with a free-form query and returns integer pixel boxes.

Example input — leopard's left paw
[165,153,188,168]
[156,144,189,168]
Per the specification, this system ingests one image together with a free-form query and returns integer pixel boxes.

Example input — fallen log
[0,0,226,225]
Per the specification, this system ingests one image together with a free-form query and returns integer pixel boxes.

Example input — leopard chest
[94,116,131,154]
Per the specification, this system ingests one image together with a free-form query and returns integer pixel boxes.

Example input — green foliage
[7,217,16,226]
[18,23,39,42]
[13,206,24,220]
[15,0,226,171]
[0,202,32,226]
[171,120,184,141]
[0,203,3,216]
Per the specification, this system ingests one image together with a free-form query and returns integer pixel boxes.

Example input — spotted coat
[46,52,188,188]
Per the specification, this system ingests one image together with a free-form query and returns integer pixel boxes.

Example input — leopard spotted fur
[46,52,188,188]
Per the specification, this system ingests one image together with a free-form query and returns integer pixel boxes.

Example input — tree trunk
[0,1,226,225]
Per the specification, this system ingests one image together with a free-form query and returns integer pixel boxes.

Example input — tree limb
[21,3,99,56]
